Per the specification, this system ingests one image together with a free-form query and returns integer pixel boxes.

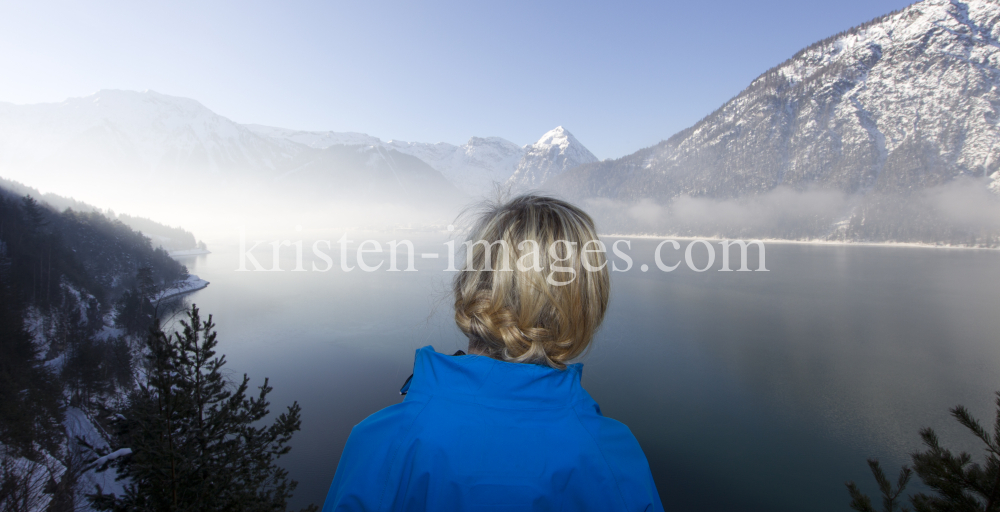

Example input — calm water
[172,237,1000,511]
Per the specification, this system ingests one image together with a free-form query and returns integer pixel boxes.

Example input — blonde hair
[453,194,610,369]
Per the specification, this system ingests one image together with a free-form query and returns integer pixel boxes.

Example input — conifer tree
[0,252,62,457]
[114,267,157,337]
[847,392,1000,511]
[87,305,315,512]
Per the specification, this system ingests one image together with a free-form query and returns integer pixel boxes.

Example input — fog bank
[579,178,1000,247]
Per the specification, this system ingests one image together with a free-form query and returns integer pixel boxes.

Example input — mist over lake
[171,237,1000,512]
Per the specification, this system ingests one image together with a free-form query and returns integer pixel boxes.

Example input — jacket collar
[405,345,588,409]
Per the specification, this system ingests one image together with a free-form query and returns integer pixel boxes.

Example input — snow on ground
[94,324,124,342]
[1,444,66,512]
[24,306,47,346]
[64,407,127,504]
[168,248,211,256]
[89,448,132,467]
[44,352,67,372]
[154,274,209,303]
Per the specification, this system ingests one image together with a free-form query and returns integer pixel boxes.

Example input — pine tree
[0,249,65,512]
[114,267,158,337]
[19,196,45,231]
[0,252,63,458]
[87,305,316,512]
[847,392,1000,511]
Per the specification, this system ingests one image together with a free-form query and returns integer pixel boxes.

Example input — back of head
[453,194,610,369]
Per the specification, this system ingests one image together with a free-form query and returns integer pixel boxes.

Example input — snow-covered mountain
[549,0,1000,201]
[507,127,597,191]
[0,89,470,218]
[251,124,597,197]
[384,136,524,197]
[0,88,599,204]
[245,124,381,149]
[248,124,526,197]
[0,89,295,177]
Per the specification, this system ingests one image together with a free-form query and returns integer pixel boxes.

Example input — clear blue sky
[1,0,916,159]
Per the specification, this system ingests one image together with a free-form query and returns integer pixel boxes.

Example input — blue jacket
[322,346,663,512]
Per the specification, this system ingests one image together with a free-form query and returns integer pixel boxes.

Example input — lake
[171,235,1000,511]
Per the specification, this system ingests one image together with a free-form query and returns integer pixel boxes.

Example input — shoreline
[599,234,999,251]
[155,275,210,303]
[168,248,211,257]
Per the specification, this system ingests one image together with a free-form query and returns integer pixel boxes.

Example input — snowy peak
[552,0,1000,201]
[529,126,594,161]
[508,126,597,190]
[533,126,573,150]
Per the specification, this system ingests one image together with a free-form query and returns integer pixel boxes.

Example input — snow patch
[168,248,211,257]
[64,407,127,499]
[90,448,132,467]
[154,274,209,303]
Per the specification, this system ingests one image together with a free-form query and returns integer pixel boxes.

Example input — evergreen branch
[847,480,877,512]
[871,459,893,498]
[953,406,994,454]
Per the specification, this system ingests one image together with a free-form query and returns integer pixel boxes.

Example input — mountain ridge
[544,0,1000,245]
[249,123,598,197]
[0,89,296,176]
[548,0,1000,202]
[0,88,598,201]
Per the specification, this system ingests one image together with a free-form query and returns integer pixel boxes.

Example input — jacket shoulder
[322,399,430,512]
[573,401,664,512]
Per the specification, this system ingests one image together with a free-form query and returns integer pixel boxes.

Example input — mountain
[271,143,459,204]
[0,89,295,178]
[544,0,1000,244]
[245,124,382,149]
[384,136,524,197]
[251,124,601,198]
[507,126,598,191]
[247,124,526,197]
[0,90,469,227]
[0,88,600,213]
[550,0,1000,200]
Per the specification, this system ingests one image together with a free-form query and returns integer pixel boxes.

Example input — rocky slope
[550,0,1000,201]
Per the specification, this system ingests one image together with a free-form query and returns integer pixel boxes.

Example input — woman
[323,195,663,511]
